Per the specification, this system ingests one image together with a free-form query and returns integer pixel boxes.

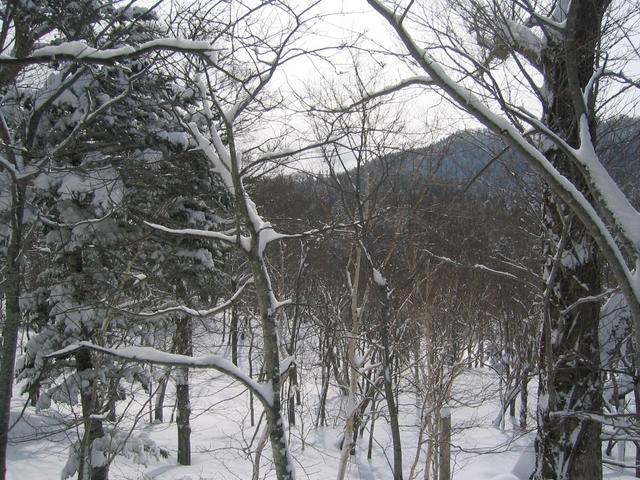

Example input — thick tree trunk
[532,3,609,478]
[534,136,604,477]
[0,182,25,480]
[175,317,192,466]
[76,349,108,480]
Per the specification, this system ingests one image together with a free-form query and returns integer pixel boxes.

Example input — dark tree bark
[635,379,640,478]
[230,278,239,366]
[316,336,329,428]
[175,317,192,466]
[154,369,170,423]
[76,348,108,480]
[378,288,403,479]
[248,328,255,427]
[0,181,25,480]
[519,368,528,430]
[383,347,403,480]
[367,395,377,460]
[533,2,610,478]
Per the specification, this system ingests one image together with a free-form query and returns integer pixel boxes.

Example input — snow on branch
[279,355,296,376]
[561,287,619,316]
[343,75,434,109]
[46,342,273,407]
[422,248,521,282]
[549,410,640,429]
[466,0,546,69]
[582,64,605,109]
[0,39,217,67]
[39,210,115,229]
[134,278,253,319]
[243,137,347,173]
[144,221,241,245]
[187,122,235,193]
[358,239,390,290]
[572,115,640,255]
[500,18,544,67]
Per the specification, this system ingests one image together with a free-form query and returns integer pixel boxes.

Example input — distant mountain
[380,129,529,191]
[378,116,640,196]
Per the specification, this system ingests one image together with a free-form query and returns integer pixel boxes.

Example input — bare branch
[45,342,273,407]
[0,38,217,67]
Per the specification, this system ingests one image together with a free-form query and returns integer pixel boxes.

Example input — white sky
[135,0,639,173]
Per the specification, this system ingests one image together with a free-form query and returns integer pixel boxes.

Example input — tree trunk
[317,338,329,428]
[520,368,528,430]
[438,409,450,480]
[250,255,293,480]
[154,368,171,422]
[287,366,298,427]
[106,378,118,422]
[382,331,403,480]
[635,383,640,478]
[175,317,192,466]
[76,349,108,480]
[0,181,25,480]
[252,425,270,480]
[424,438,432,480]
[248,328,255,427]
[533,3,608,478]
[230,278,239,366]
[367,395,377,460]
[384,362,403,479]
[534,151,604,480]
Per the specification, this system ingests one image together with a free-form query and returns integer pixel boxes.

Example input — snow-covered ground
[6,350,638,479]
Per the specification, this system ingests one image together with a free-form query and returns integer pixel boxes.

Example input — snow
[573,114,640,255]
[372,267,387,287]
[33,167,124,215]
[502,19,544,62]
[133,273,147,285]
[144,221,239,245]
[7,360,640,480]
[187,122,235,194]
[176,248,216,269]
[25,39,215,62]
[258,226,292,257]
[157,131,190,149]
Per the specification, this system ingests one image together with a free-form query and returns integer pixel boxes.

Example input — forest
[1,1,640,479]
